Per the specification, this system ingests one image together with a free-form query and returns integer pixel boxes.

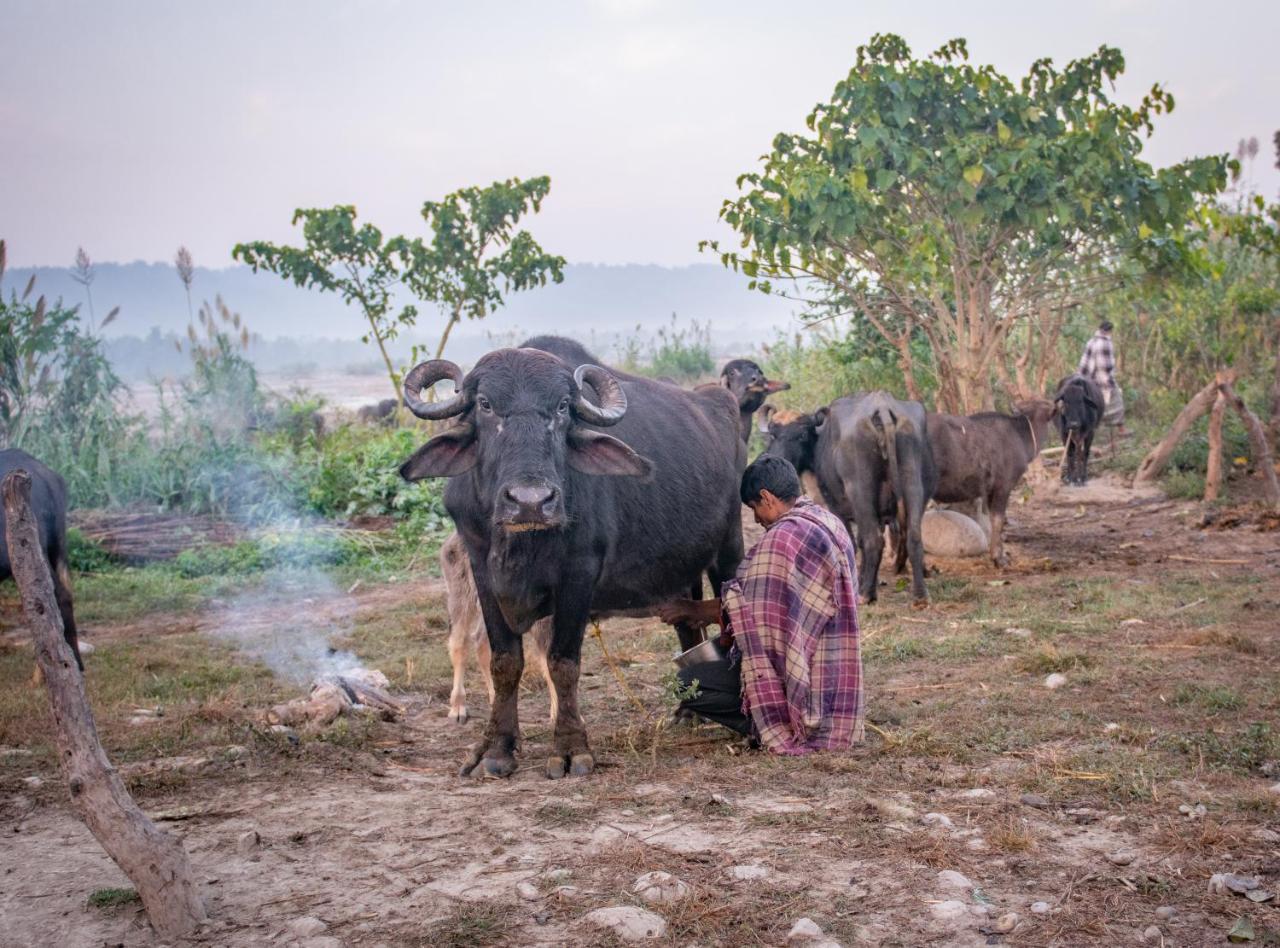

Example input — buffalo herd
[0,338,1104,783]
[402,337,1105,777]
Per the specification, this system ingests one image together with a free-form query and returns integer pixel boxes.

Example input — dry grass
[986,813,1038,853]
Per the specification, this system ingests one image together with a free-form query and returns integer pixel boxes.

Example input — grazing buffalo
[719,359,789,442]
[763,392,936,605]
[1054,375,1104,486]
[0,450,82,668]
[356,398,402,425]
[927,401,1057,566]
[400,337,745,778]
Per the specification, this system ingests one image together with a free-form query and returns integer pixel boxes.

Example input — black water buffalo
[356,398,401,425]
[0,450,82,668]
[719,359,789,443]
[399,337,745,779]
[763,392,936,605]
[1054,375,1104,485]
[927,400,1057,566]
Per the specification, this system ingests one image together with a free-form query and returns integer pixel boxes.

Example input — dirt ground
[2,473,1279,947]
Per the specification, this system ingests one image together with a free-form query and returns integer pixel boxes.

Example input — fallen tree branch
[2,471,206,939]
[1134,378,1223,484]
[1219,381,1280,508]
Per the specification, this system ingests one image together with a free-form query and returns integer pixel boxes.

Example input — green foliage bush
[615,315,714,381]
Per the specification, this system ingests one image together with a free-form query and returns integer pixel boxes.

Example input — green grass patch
[88,887,140,909]
[1172,683,1245,713]
[1017,646,1096,675]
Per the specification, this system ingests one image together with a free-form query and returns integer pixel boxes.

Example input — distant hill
[5,261,804,374]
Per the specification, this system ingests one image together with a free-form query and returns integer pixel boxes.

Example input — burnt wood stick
[2,470,207,938]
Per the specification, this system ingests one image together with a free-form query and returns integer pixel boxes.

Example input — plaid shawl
[1078,331,1116,390]
[723,499,863,755]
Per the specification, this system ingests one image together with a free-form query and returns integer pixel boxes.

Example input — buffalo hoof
[857,594,873,606]
[910,598,929,611]
[459,749,517,779]
[447,706,468,724]
[545,752,595,779]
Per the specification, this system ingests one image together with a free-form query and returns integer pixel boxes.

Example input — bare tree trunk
[1270,343,1280,449]
[1134,378,1223,484]
[1203,393,1227,502]
[2,471,207,939]
[1220,381,1280,508]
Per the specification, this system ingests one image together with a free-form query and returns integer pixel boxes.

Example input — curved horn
[757,403,776,434]
[573,364,627,427]
[403,360,469,420]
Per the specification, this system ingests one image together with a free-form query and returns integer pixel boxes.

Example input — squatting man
[658,456,864,754]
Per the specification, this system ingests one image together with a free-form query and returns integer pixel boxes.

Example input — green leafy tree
[709,34,1229,411]
[234,178,563,405]
[234,207,412,402]
[390,175,565,361]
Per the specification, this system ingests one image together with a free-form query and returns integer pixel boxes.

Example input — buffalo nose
[502,484,559,517]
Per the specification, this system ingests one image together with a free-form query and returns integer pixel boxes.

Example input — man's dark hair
[740,455,802,505]
[1099,320,1114,332]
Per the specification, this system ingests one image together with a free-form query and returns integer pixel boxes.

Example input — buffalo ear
[400,423,478,480]
[567,428,653,478]
[813,406,830,430]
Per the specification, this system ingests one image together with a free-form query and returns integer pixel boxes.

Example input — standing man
[1078,319,1126,436]
[657,456,863,755]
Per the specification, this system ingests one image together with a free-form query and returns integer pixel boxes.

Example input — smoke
[203,550,366,685]
[206,564,364,686]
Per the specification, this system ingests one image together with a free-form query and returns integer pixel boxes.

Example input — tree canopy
[710,34,1231,411]
[233,176,564,402]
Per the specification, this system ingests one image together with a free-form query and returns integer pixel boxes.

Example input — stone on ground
[583,906,667,941]
[930,900,970,923]
[936,869,973,891]
[729,864,771,881]
[288,917,328,938]
[922,509,988,557]
[632,870,690,905]
[1044,673,1068,690]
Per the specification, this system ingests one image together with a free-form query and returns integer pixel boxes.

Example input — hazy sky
[3,0,1277,269]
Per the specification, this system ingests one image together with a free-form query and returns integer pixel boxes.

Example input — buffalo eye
[556,396,570,415]
[477,394,494,415]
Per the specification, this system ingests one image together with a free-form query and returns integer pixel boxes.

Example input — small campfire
[265,668,403,729]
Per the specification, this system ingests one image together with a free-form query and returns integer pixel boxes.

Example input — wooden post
[1219,382,1280,508]
[2,471,207,938]
[1133,378,1223,484]
[1204,393,1227,502]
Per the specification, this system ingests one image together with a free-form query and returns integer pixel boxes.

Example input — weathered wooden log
[1220,381,1280,508]
[2,471,207,939]
[1204,393,1227,503]
[1134,378,1225,484]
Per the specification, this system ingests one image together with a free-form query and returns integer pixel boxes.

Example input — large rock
[922,510,988,558]
[632,871,690,905]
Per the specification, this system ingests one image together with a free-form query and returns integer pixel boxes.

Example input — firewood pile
[265,668,403,730]
[71,510,242,563]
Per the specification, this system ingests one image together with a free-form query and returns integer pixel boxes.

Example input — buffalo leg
[51,553,83,670]
[852,506,883,604]
[899,468,929,606]
[988,490,1010,568]
[675,579,705,653]
[545,581,594,779]
[890,517,908,575]
[459,571,523,779]
[1081,431,1095,484]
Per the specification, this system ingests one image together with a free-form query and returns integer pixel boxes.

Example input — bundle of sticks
[265,668,403,729]
[71,510,242,563]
